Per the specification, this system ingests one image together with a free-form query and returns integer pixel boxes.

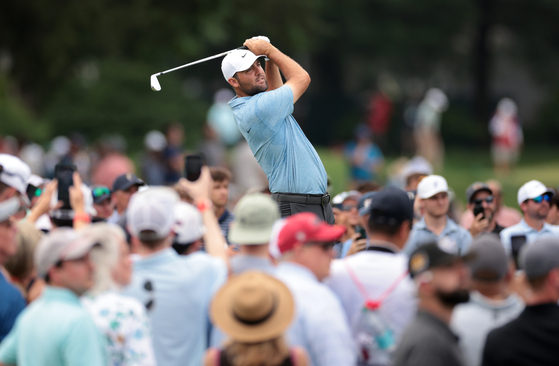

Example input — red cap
[269,212,346,257]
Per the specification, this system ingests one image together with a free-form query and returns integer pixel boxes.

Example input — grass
[318,147,559,208]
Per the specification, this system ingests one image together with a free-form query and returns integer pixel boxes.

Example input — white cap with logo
[517,180,555,205]
[174,201,206,244]
[0,154,32,195]
[221,49,266,81]
[417,175,449,199]
[127,187,179,241]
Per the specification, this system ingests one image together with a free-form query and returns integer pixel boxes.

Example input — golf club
[150,46,248,91]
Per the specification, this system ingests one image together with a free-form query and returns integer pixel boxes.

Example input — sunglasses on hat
[532,194,552,204]
[92,187,111,198]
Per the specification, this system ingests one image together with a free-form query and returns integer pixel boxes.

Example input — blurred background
[1,0,559,205]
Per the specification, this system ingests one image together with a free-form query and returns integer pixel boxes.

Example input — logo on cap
[126,173,133,180]
[410,251,429,273]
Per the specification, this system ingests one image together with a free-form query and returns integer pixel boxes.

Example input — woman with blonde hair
[204,271,308,366]
[79,223,157,366]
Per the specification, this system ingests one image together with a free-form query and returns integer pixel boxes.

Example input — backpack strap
[344,259,409,305]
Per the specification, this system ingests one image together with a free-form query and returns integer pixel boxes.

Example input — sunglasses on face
[473,196,494,205]
[92,187,111,198]
[532,194,552,204]
[341,205,357,212]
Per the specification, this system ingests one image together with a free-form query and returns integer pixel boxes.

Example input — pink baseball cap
[269,212,345,258]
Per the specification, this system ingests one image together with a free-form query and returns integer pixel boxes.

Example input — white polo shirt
[325,243,417,360]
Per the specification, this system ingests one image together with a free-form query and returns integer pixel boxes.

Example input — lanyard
[344,259,409,306]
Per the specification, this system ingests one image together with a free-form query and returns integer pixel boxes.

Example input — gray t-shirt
[394,311,465,366]
[451,291,524,366]
[228,85,327,194]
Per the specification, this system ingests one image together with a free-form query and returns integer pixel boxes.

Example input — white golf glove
[252,35,270,43]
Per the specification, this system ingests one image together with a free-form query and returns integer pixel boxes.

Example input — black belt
[271,192,331,206]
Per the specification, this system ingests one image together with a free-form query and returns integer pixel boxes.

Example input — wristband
[196,199,213,212]
[73,212,91,223]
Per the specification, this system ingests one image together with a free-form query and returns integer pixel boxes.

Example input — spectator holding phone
[465,182,504,238]
[500,180,559,256]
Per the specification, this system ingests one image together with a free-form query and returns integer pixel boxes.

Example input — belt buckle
[321,193,330,206]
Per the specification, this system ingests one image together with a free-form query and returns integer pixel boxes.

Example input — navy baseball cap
[112,173,145,192]
[368,187,413,226]
[358,191,378,216]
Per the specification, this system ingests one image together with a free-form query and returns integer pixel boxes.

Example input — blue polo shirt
[0,272,25,342]
[0,286,106,366]
[229,85,327,194]
[403,217,473,256]
[122,248,227,366]
[500,219,559,255]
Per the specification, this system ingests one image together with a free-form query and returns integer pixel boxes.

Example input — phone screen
[510,235,527,268]
[55,164,76,209]
[473,203,485,220]
[184,154,204,182]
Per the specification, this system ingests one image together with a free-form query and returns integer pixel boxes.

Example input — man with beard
[465,182,504,237]
[221,36,334,224]
[394,242,473,366]
[500,180,559,256]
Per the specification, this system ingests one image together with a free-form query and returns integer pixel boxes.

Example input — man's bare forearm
[244,39,310,102]
[265,60,283,91]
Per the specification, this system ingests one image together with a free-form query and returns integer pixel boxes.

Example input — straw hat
[211,271,294,343]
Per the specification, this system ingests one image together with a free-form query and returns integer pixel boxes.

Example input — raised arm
[244,39,310,103]
[179,167,228,263]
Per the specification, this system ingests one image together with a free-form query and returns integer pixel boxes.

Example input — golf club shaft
[155,46,248,77]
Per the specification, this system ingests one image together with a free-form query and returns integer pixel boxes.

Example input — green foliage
[0,76,50,141]
[43,59,209,150]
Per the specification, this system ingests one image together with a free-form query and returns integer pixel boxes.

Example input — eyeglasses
[532,194,552,204]
[92,186,111,198]
[144,280,155,311]
[473,196,494,205]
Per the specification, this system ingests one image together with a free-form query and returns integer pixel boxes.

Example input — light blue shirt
[122,249,227,366]
[0,286,106,366]
[229,85,327,194]
[230,254,275,275]
[403,217,473,256]
[499,219,559,255]
[275,262,357,366]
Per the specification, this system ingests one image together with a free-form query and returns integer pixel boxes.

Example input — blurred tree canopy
[1,0,559,149]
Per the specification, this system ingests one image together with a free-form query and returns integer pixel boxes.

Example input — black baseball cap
[368,187,413,226]
[112,173,145,192]
[409,242,476,278]
[91,185,111,205]
[466,182,492,203]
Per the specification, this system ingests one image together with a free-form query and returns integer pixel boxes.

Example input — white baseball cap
[221,49,265,81]
[0,154,32,195]
[35,228,99,278]
[174,201,206,244]
[0,197,21,222]
[127,187,179,241]
[517,180,555,205]
[417,175,449,199]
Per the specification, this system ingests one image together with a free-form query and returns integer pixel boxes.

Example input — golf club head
[150,74,161,91]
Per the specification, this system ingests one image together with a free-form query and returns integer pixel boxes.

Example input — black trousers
[275,199,335,225]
